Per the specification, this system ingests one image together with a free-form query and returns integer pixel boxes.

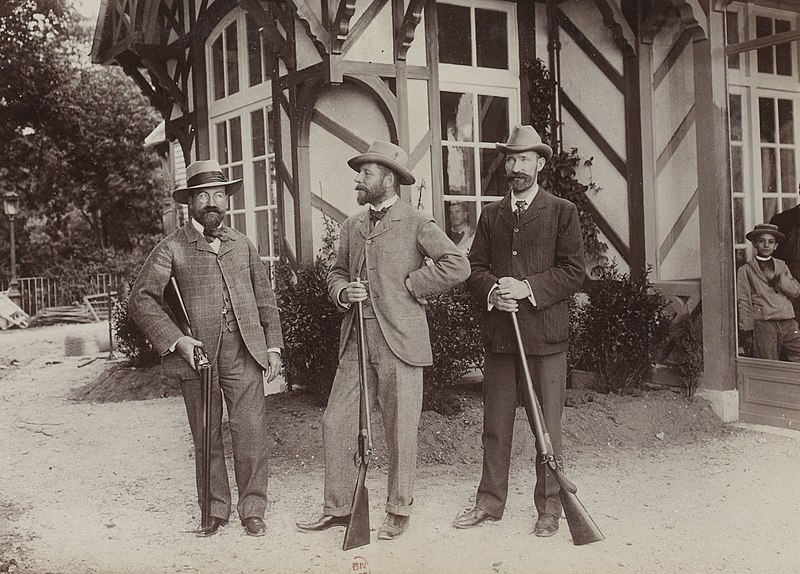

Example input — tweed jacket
[327,199,470,366]
[736,258,800,331]
[466,189,585,355]
[129,222,283,380]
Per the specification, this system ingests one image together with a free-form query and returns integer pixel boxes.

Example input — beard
[508,172,536,192]
[196,207,224,229]
[356,183,386,206]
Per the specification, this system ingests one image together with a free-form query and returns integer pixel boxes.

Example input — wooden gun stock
[343,295,374,551]
[510,312,604,546]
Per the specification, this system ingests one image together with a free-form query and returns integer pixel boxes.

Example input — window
[211,21,239,101]
[437,0,519,251]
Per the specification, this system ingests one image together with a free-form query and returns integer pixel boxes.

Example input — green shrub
[571,263,670,392]
[668,308,704,397]
[111,285,160,367]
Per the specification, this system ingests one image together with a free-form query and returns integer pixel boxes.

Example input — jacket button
[514,228,519,233]
[366,239,372,244]
[512,250,518,256]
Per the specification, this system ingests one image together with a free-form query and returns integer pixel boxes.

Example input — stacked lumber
[29,304,96,326]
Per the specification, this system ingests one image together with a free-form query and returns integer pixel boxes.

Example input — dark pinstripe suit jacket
[129,222,283,380]
[466,189,585,355]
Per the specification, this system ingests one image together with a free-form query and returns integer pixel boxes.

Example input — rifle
[342,294,374,551]
[510,312,604,546]
[164,277,213,534]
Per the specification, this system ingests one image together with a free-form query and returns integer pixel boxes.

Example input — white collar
[512,183,539,206]
[755,255,774,262]
[191,218,224,235]
[370,194,399,212]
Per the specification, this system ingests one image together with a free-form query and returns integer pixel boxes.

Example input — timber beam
[331,0,358,54]
[238,0,295,67]
[394,0,426,61]
[286,0,331,58]
[592,0,637,57]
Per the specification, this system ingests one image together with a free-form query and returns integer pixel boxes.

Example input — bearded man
[296,141,469,540]
[452,125,585,538]
[129,160,283,538]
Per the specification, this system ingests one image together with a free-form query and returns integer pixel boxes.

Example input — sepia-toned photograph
[1,1,799,572]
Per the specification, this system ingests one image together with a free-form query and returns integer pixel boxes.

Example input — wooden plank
[725,28,800,55]
[560,90,627,177]
[424,0,444,226]
[624,51,646,271]
[655,105,695,176]
[653,28,693,91]
[658,187,699,264]
[311,110,370,152]
[557,9,624,92]
[341,0,390,56]
[311,193,348,224]
[331,0,358,55]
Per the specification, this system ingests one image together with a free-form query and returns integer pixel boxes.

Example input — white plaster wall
[559,2,624,74]
[652,49,695,155]
[406,10,427,67]
[295,19,324,70]
[346,1,394,64]
[655,128,698,247]
[659,209,701,279]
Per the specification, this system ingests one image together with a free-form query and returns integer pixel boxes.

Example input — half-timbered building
[91,0,800,429]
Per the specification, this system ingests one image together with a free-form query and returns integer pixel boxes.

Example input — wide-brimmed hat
[496,124,553,161]
[348,141,416,185]
[746,223,785,243]
[172,160,243,205]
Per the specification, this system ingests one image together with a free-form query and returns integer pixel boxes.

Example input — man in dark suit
[129,160,283,537]
[453,125,584,537]
[296,141,470,540]
[770,204,800,323]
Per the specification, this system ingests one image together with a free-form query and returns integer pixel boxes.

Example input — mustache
[202,206,222,214]
[509,172,532,179]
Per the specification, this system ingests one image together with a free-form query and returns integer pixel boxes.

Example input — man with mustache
[129,160,283,538]
[453,125,584,538]
[296,141,470,540]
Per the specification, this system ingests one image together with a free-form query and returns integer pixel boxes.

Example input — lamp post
[3,190,22,308]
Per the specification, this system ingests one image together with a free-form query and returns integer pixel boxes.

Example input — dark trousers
[476,350,566,519]
[179,327,269,521]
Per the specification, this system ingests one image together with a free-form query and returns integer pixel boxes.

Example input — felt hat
[172,160,243,205]
[495,124,553,161]
[746,223,785,243]
[348,141,416,186]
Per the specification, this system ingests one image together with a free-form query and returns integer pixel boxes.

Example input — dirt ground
[1,323,799,574]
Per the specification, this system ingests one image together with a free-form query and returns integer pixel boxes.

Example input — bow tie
[203,226,229,243]
[369,207,389,225]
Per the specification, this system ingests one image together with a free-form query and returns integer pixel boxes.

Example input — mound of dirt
[72,364,733,469]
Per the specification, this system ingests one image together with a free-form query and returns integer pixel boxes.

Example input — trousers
[322,318,423,517]
[179,326,269,521]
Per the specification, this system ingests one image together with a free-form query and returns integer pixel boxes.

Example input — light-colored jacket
[129,222,283,379]
[327,199,470,366]
[737,257,800,331]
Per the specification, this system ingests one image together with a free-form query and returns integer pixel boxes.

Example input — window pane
[478,95,509,143]
[776,19,792,76]
[226,23,239,96]
[759,98,775,143]
[725,11,740,69]
[441,91,474,142]
[730,146,743,195]
[443,146,476,195]
[267,105,275,153]
[247,15,263,87]
[216,121,228,163]
[733,197,745,244]
[230,116,242,162]
[445,200,477,253]
[231,164,244,210]
[254,160,268,206]
[763,197,778,222]
[233,213,247,234]
[780,149,795,193]
[756,16,773,74]
[783,198,798,211]
[438,4,471,66]
[212,36,225,100]
[778,99,793,144]
[251,109,266,157]
[762,147,777,193]
[729,94,742,141]
[475,9,507,70]
[480,149,507,196]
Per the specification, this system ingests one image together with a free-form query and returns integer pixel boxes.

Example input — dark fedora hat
[746,223,785,243]
[172,160,243,205]
[496,124,553,161]
[348,141,416,186]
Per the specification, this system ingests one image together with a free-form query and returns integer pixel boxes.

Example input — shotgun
[510,312,604,546]
[342,294,374,551]
[164,277,213,534]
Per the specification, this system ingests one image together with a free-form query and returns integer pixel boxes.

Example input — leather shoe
[196,517,228,537]
[377,513,409,540]
[533,513,559,537]
[242,516,266,537]
[295,514,350,532]
[452,507,497,529]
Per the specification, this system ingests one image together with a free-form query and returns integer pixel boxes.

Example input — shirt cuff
[523,279,536,307]
[487,284,498,311]
[267,347,281,355]
[336,286,351,309]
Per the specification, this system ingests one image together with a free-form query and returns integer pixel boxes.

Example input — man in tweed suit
[129,160,283,538]
[296,141,470,540]
[453,125,584,537]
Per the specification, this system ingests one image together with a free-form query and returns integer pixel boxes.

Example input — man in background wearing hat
[296,141,469,540]
[453,125,584,537]
[737,223,800,361]
[129,160,283,537]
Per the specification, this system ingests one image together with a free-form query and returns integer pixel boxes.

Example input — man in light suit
[129,160,283,538]
[296,141,470,540]
[453,125,584,537]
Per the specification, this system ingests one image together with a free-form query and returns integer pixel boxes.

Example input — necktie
[203,226,228,243]
[370,207,388,227]
[515,200,527,222]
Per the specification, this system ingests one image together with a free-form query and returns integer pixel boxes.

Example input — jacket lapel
[516,188,547,229]
[216,226,238,258]
[498,193,517,228]
[183,223,216,255]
